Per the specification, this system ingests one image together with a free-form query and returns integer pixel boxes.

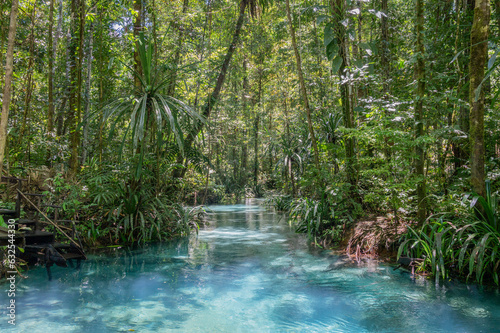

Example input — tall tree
[469,0,490,198]
[380,0,389,94]
[133,0,143,90]
[18,0,37,154]
[331,0,357,189]
[68,0,85,174]
[167,0,189,97]
[415,0,426,223]
[0,0,20,177]
[82,22,94,165]
[285,0,320,169]
[47,0,56,142]
[173,0,249,178]
[452,0,475,170]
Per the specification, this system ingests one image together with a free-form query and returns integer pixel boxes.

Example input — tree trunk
[82,22,94,165]
[0,0,20,177]
[18,1,37,156]
[193,0,212,108]
[46,0,56,165]
[0,9,4,81]
[380,0,389,93]
[284,88,292,195]
[253,68,263,187]
[285,0,320,169]
[173,0,248,178]
[56,3,67,137]
[168,0,189,97]
[332,0,357,189]
[133,0,143,89]
[469,0,490,198]
[415,0,426,224]
[68,0,85,175]
[380,0,393,166]
[242,57,249,183]
[47,0,55,137]
[452,0,475,170]
[97,6,107,163]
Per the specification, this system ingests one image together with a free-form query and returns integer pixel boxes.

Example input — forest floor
[340,215,416,263]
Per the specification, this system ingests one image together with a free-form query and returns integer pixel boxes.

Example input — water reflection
[1,202,500,332]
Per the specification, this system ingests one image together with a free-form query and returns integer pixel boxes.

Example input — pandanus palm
[102,32,203,180]
[99,33,204,240]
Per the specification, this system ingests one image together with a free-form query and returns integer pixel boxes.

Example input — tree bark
[415,0,426,224]
[285,0,320,170]
[469,0,490,198]
[0,0,20,177]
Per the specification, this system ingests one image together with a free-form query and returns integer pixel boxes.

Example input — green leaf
[324,23,335,47]
[488,48,500,70]
[326,41,339,61]
[317,15,329,25]
[332,55,343,73]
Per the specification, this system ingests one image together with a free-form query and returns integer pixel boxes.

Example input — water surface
[1,202,500,332]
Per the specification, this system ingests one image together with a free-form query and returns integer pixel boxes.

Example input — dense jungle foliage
[0,0,499,284]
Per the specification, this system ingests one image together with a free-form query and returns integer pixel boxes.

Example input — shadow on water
[1,200,500,332]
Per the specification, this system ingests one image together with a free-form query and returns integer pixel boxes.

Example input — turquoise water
[1,201,500,332]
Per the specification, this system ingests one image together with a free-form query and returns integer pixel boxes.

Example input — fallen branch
[17,189,80,248]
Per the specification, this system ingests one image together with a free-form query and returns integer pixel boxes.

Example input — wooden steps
[0,226,24,246]
[24,231,55,245]
[0,176,86,280]
[0,209,17,217]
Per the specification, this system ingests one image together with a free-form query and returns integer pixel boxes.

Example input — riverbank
[340,215,414,262]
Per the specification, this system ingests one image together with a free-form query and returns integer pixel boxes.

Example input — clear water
[2,201,500,332]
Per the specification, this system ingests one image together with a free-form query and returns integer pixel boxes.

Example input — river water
[1,202,500,332]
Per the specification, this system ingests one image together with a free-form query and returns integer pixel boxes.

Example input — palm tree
[101,32,203,181]
[98,33,204,241]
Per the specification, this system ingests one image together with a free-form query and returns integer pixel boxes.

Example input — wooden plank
[24,231,55,245]
[42,204,62,209]
[0,209,16,215]
[62,253,85,260]
[1,176,27,184]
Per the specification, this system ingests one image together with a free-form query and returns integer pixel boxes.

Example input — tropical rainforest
[0,0,499,285]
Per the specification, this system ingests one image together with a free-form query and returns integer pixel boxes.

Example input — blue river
[1,202,500,332]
